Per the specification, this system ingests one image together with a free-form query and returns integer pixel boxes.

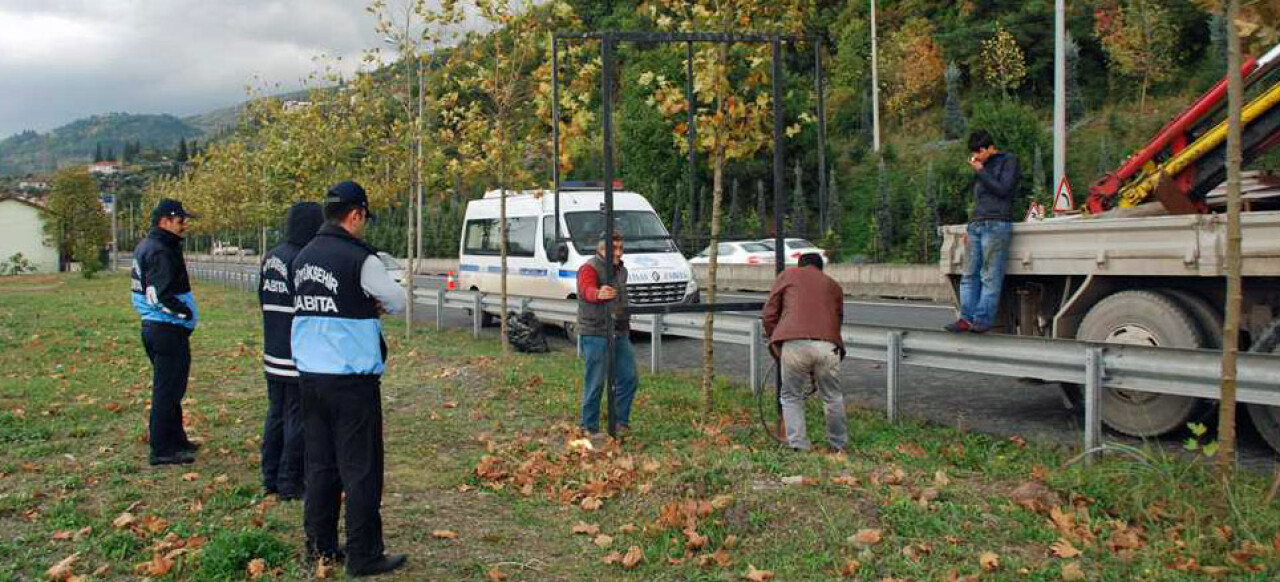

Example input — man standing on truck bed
[946,129,1020,334]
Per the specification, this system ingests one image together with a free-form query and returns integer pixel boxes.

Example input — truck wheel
[1077,290,1212,437]
[563,322,579,344]
[1246,319,1280,454]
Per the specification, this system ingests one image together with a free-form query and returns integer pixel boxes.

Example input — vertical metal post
[1084,347,1104,464]
[601,34,618,438]
[551,34,562,246]
[1053,0,1067,201]
[870,0,881,153]
[771,36,786,427]
[651,314,663,374]
[686,40,697,250]
[749,318,763,392]
[472,293,483,338]
[886,331,902,423]
[436,288,445,331]
[814,39,828,235]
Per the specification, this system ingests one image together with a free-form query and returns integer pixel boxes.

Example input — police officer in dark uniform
[130,199,199,466]
[259,201,323,500]
[292,181,407,577]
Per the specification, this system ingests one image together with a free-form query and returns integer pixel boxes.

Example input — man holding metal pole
[576,231,638,441]
[762,253,847,452]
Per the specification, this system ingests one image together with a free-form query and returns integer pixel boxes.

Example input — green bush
[195,529,293,581]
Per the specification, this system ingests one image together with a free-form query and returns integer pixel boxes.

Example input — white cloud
[0,0,398,137]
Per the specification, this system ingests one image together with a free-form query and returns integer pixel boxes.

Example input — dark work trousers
[301,374,386,570]
[262,378,305,495]
[141,323,192,457]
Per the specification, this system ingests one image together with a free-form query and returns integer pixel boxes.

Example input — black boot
[348,554,407,577]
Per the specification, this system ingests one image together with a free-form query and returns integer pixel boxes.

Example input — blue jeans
[960,220,1012,328]
[579,334,638,433]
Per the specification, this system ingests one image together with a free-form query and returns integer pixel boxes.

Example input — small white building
[89,161,121,175]
[0,195,59,273]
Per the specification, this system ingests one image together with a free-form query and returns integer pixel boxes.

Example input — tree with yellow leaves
[977,24,1027,98]
[640,0,810,413]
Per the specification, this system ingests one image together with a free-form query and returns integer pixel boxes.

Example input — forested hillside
[0,113,202,175]
[147,0,1280,262]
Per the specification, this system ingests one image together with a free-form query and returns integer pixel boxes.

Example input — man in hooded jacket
[258,202,324,500]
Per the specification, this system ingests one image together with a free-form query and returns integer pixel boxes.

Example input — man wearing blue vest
[131,199,199,467]
[292,181,407,577]
[258,201,323,500]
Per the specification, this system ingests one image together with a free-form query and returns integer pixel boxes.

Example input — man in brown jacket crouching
[761,252,847,452]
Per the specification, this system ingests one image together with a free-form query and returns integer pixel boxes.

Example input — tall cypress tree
[755,178,766,237]
[93,143,103,163]
[177,138,189,162]
[791,160,807,237]
[943,62,967,139]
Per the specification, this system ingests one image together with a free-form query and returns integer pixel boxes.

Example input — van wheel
[563,322,578,343]
[480,312,498,328]
[1076,290,1213,437]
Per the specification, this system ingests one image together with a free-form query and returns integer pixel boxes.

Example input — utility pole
[110,195,118,270]
[870,0,881,153]
[1053,0,1066,202]
[411,53,424,339]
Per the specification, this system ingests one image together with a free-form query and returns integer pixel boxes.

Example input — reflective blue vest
[290,224,385,376]
[131,227,198,330]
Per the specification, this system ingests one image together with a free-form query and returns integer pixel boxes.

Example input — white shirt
[360,255,407,314]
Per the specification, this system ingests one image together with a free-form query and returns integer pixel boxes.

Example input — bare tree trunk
[701,45,729,415]
[499,124,511,355]
[1217,0,1243,479]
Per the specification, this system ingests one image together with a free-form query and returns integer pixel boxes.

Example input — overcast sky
[0,0,406,138]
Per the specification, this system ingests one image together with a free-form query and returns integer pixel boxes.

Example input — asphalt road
[186,260,1277,467]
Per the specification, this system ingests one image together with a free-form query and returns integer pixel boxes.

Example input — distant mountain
[0,113,202,175]
[182,89,312,137]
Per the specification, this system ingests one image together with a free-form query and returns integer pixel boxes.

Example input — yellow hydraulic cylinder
[1119,79,1280,207]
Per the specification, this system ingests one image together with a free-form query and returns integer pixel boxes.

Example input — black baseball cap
[324,180,375,220]
[151,198,196,222]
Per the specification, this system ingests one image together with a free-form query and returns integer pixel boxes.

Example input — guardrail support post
[749,318,763,392]
[651,314,664,374]
[1084,347,1104,465]
[436,289,446,331]
[472,293,483,339]
[887,331,903,423]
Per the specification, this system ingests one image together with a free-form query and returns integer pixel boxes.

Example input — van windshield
[565,211,678,254]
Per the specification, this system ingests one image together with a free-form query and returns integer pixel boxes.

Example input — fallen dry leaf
[112,512,137,529]
[246,558,266,579]
[1012,481,1062,514]
[621,545,644,569]
[572,522,600,536]
[138,552,174,577]
[618,523,638,535]
[485,566,508,581]
[1009,435,1028,448]
[46,552,79,581]
[442,401,458,409]
[181,472,199,482]
[831,474,859,487]
[744,564,775,581]
[432,529,459,540]
[849,528,883,547]
[315,557,336,579]
[601,551,623,565]
[979,551,1000,571]
[684,528,709,550]
[711,494,736,510]
[896,442,926,458]
[1051,538,1082,559]
[1060,562,1085,581]
[581,496,603,511]
[594,534,614,548]
[934,470,951,487]
[839,558,861,577]
[52,530,74,541]
[724,534,739,549]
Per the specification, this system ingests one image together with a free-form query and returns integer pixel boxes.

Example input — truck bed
[940,211,1280,279]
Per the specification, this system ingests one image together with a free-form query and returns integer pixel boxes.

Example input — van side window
[542,215,556,257]
[463,217,537,257]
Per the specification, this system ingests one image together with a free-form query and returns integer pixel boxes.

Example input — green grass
[3,273,1280,580]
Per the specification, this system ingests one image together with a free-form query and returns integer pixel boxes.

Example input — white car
[376,252,407,286]
[756,238,829,266]
[689,241,776,266]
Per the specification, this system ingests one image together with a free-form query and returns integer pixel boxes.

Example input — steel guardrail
[195,265,1280,461]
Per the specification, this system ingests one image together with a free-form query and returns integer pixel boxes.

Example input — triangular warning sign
[1053,177,1075,213]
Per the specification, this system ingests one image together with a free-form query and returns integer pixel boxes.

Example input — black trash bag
[506,311,549,353]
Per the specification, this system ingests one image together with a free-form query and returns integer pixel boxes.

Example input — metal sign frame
[551,30,828,438]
